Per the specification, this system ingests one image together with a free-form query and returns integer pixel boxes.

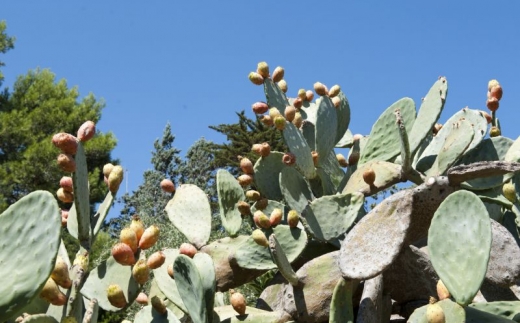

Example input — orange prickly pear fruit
[40,277,67,306]
[313,82,328,96]
[77,120,96,142]
[111,242,136,266]
[236,201,251,217]
[167,263,174,278]
[479,110,492,124]
[60,176,73,192]
[248,72,264,85]
[239,156,254,175]
[256,61,270,78]
[52,133,78,155]
[363,168,376,186]
[120,227,138,253]
[284,105,296,122]
[160,179,175,193]
[179,243,198,258]
[106,284,127,309]
[436,280,451,300]
[57,154,76,172]
[254,210,271,229]
[139,225,160,250]
[272,66,284,82]
[269,208,283,227]
[293,112,303,128]
[252,101,269,114]
[278,79,288,93]
[252,229,269,247]
[293,97,303,110]
[328,84,341,98]
[56,188,74,204]
[332,96,341,108]
[132,259,150,285]
[151,296,168,315]
[260,142,271,157]
[287,210,300,228]
[237,174,254,187]
[51,256,72,289]
[130,215,145,242]
[305,90,314,102]
[252,143,263,156]
[230,290,246,315]
[336,154,348,167]
[147,250,166,269]
[487,97,499,112]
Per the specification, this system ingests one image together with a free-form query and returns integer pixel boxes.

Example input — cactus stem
[82,298,98,323]
[394,109,412,174]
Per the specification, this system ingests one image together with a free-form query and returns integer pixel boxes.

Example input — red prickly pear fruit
[490,126,501,137]
[120,227,138,253]
[40,277,67,306]
[111,242,136,266]
[332,96,341,108]
[73,254,89,271]
[503,182,517,203]
[179,243,198,258]
[278,79,288,93]
[311,151,319,166]
[130,215,145,242]
[139,225,160,250]
[245,190,261,201]
[479,111,492,124]
[248,71,264,85]
[254,210,271,229]
[57,188,74,204]
[432,123,443,135]
[305,90,314,102]
[282,152,296,166]
[167,263,174,278]
[77,120,96,142]
[436,280,451,301]
[489,84,503,101]
[269,107,282,119]
[272,66,284,83]
[284,105,296,122]
[255,198,268,210]
[52,133,78,155]
[328,84,341,98]
[260,115,274,126]
[269,208,283,227]
[103,163,114,178]
[260,142,271,157]
[274,116,286,130]
[252,101,269,114]
[287,210,300,228]
[132,259,150,285]
[293,97,303,110]
[363,168,376,186]
[160,179,175,193]
[51,256,72,289]
[151,296,168,315]
[147,251,166,269]
[107,284,127,309]
[314,82,328,96]
[252,229,269,247]
[136,292,148,305]
[237,174,254,187]
[237,201,251,217]
[426,297,445,323]
[57,154,76,173]
[108,165,124,193]
[239,156,254,175]
[487,97,499,112]
[230,290,246,315]
[59,176,74,192]
[293,112,303,128]
[298,89,307,100]
[336,154,348,167]
[256,61,270,78]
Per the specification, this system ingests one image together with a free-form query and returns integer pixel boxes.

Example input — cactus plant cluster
[4,61,520,323]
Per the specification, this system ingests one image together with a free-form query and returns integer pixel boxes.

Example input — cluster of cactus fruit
[3,61,520,323]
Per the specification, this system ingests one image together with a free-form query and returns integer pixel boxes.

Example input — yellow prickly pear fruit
[336,154,348,167]
[151,296,168,315]
[179,242,198,258]
[230,290,246,315]
[108,165,124,193]
[278,80,288,93]
[490,126,501,137]
[298,89,306,100]
[77,120,96,142]
[274,116,286,130]
[139,225,160,250]
[305,90,314,102]
[107,284,127,309]
[237,201,251,217]
[57,154,76,173]
[254,210,271,229]
[245,190,261,201]
[103,163,114,178]
[252,229,269,247]
[59,176,74,192]
[73,253,89,271]
[62,317,78,323]
[52,133,78,155]
[132,259,150,285]
[256,61,270,78]
[269,107,282,120]
[292,112,303,128]
[57,188,74,204]
[426,297,445,323]
[51,256,72,289]
[272,66,284,83]
[239,156,254,175]
[363,168,376,186]
[40,277,67,306]
[269,208,283,227]
[147,250,166,269]
[120,227,138,253]
[248,71,264,85]
[260,115,274,126]
[503,182,517,203]
[111,242,136,266]
[287,210,300,228]
[136,292,148,305]
[160,179,175,193]
[313,82,328,96]
[285,105,296,122]
[328,84,341,98]
[130,215,145,242]
[436,279,451,300]
[238,174,254,187]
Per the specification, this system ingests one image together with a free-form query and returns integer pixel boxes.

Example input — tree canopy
[0,21,15,83]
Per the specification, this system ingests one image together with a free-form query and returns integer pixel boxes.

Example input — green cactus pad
[477,187,513,209]
[0,191,61,321]
[469,301,520,321]
[359,97,416,165]
[338,190,413,280]
[301,121,316,150]
[408,77,448,157]
[320,150,346,189]
[301,192,364,245]
[428,190,492,306]
[234,225,307,270]
[152,248,187,313]
[19,315,59,323]
[81,256,140,311]
[72,142,91,247]
[335,128,354,148]
[192,253,216,319]
[269,234,299,286]
[342,160,402,196]
[329,278,355,323]
[299,100,319,125]
[216,169,245,237]
[466,306,517,323]
[134,305,181,323]
[456,137,514,190]
[315,96,337,167]
[263,78,290,115]
[334,92,351,146]
[165,184,212,248]
[279,167,313,214]
[215,308,292,323]
[315,168,335,196]
[283,123,316,179]
[149,278,188,319]
[253,152,286,201]
[427,118,474,176]
[173,254,207,323]
[92,191,116,238]
[357,275,385,323]
[408,299,465,323]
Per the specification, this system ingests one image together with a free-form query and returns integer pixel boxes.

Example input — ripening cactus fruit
[147,251,166,269]
[167,264,174,278]
[331,96,341,108]
[293,97,303,110]
[107,284,127,309]
[313,82,328,96]
[230,290,247,315]
[59,176,73,192]
[57,154,76,172]
[297,89,306,100]
[272,66,284,83]
[160,179,175,193]
[239,156,254,175]
[77,120,96,142]
[132,259,150,285]
[108,165,124,193]
[252,229,269,247]
[103,163,114,178]
[363,168,376,186]
[256,61,270,78]
[238,174,254,187]
[278,79,288,93]
[245,190,261,201]
[490,126,501,137]
[52,133,78,155]
[179,243,198,258]
[328,84,341,98]
[151,296,168,315]
[51,256,72,289]
[255,198,268,210]
[254,210,271,229]
[282,152,296,166]
[436,280,451,300]
[293,112,303,128]
[311,151,319,166]
[112,242,136,266]
[237,201,251,217]
[269,107,282,120]
[287,210,299,228]
[488,79,503,100]
[284,105,296,122]
[56,187,74,203]
[426,297,445,323]
[40,277,67,306]
[305,90,314,102]
[336,154,348,167]
[130,215,145,242]
[136,292,148,305]
[252,101,269,114]
[503,182,517,203]
[120,227,138,253]
[269,208,283,227]
[274,116,286,130]
[248,72,264,85]
[260,115,274,126]
[139,225,160,250]
[487,97,499,112]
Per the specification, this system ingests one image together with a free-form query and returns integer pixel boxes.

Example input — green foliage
[0,20,15,83]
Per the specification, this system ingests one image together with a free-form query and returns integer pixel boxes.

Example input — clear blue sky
[2,2,520,213]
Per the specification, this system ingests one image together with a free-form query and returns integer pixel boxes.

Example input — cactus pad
[342,160,402,196]
[72,142,91,247]
[173,254,207,323]
[329,278,355,323]
[263,78,289,115]
[18,315,59,323]
[134,305,181,323]
[283,123,316,179]
[408,299,465,323]
[253,152,286,201]
[279,167,313,214]
[0,191,60,321]
[152,248,187,312]
[216,169,245,237]
[315,96,337,167]
[334,92,351,146]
